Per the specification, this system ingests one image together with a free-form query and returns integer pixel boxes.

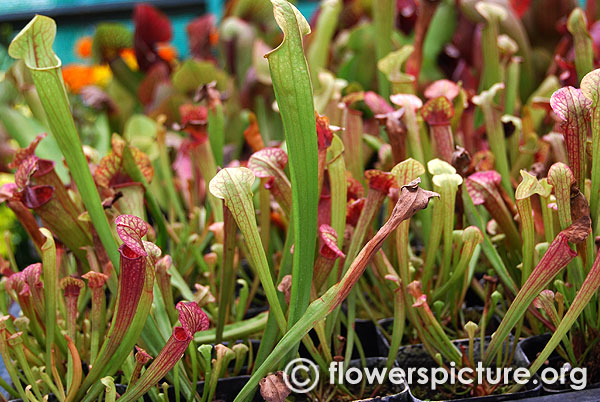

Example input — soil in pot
[392,337,541,401]
[519,334,600,393]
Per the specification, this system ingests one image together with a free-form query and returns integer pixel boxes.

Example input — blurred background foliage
[0,0,320,67]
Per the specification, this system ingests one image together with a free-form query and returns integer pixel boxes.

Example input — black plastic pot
[244,305,269,319]
[518,334,600,394]
[166,375,263,402]
[298,318,387,361]
[516,386,600,401]
[345,356,410,401]
[291,357,409,402]
[351,318,388,359]
[166,357,408,401]
[380,336,541,402]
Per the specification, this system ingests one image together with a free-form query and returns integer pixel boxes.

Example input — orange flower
[157,43,177,63]
[75,36,93,58]
[120,48,139,70]
[62,64,94,93]
[209,30,219,45]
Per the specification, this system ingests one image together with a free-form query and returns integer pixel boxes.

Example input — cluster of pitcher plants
[1,0,600,400]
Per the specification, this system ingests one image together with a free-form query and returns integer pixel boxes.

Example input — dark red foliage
[187,15,218,60]
[134,4,172,72]
[20,185,54,209]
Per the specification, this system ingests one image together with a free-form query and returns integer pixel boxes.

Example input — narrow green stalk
[8,16,119,268]
[122,145,168,249]
[515,171,545,283]
[428,159,462,287]
[390,95,428,178]
[385,287,405,373]
[0,327,27,400]
[191,142,223,221]
[473,84,512,196]
[504,57,521,116]
[253,223,293,371]
[327,135,347,241]
[580,69,600,234]
[216,206,237,343]
[511,250,600,393]
[547,163,586,289]
[483,226,584,365]
[40,228,57,373]
[208,104,225,167]
[9,334,42,399]
[550,87,591,192]
[234,180,437,402]
[421,197,443,287]
[307,0,341,87]
[408,286,462,364]
[538,179,556,243]
[567,8,594,83]
[341,106,365,184]
[391,160,433,355]
[341,171,395,364]
[477,3,505,91]
[266,0,319,358]
[432,227,483,301]
[157,124,186,222]
[78,217,157,401]
[462,186,518,295]
[209,168,287,332]
[373,0,395,98]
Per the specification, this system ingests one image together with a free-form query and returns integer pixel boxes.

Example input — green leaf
[515,170,545,282]
[427,159,462,286]
[172,60,229,94]
[391,158,424,300]
[567,8,594,83]
[550,87,591,191]
[40,228,57,373]
[326,135,346,244]
[266,0,319,348]
[209,168,288,332]
[484,231,579,365]
[124,115,158,160]
[373,0,395,98]
[306,0,341,88]
[472,83,513,196]
[234,180,437,402]
[92,23,132,63]
[518,252,600,388]
[473,2,505,91]
[8,15,119,268]
[0,105,68,181]
[377,46,415,93]
[580,68,600,233]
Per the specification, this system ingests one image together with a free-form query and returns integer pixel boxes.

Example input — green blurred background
[0,0,320,66]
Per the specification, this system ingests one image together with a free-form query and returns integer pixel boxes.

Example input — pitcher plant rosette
[2,0,600,401]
